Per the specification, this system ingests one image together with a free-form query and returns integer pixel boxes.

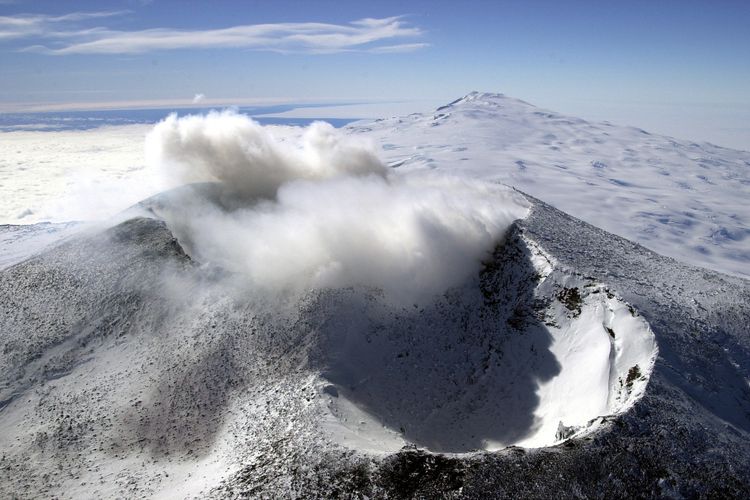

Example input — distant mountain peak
[463,91,507,100]
[436,91,534,112]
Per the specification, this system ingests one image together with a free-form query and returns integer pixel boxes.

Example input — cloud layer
[144,112,528,302]
[0,11,426,54]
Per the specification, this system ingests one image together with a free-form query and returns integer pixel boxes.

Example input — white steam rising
[146,111,387,198]
[145,111,528,301]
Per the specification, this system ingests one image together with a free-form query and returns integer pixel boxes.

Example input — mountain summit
[353,92,750,278]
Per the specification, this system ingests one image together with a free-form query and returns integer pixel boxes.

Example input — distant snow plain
[0,92,748,279]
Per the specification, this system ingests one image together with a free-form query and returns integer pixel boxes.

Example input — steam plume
[145,111,528,301]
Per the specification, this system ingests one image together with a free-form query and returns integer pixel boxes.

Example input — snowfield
[0,93,749,498]
[0,125,156,224]
[353,92,750,278]
[1,93,748,279]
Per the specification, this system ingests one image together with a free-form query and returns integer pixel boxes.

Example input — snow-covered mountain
[353,92,750,278]
[1,195,747,498]
[0,94,749,498]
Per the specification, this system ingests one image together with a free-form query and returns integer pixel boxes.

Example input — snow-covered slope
[1,94,749,498]
[0,221,83,270]
[352,92,750,278]
[0,193,747,498]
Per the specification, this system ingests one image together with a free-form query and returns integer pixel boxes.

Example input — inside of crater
[318,235,658,454]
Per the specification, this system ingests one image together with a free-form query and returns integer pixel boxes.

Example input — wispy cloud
[0,11,127,40]
[369,42,430,54]
[0,11,427,55]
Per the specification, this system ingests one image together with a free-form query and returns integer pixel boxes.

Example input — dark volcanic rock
[0,199,749,498]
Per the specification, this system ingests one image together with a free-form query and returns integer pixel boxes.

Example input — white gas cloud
[144,112,528,302]
[146,111,387,199]
[2,12,427,55]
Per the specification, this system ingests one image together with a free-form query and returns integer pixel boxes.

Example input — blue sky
[1,0,749,147]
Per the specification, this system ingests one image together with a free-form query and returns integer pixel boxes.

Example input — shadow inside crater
[310,227,562,452]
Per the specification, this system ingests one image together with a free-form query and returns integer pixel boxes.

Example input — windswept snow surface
[352,92,750,278]
[0,125,156,224]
